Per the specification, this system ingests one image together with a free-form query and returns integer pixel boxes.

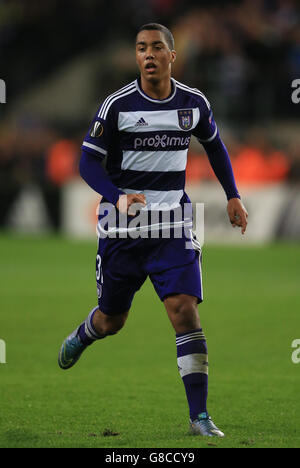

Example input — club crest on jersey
[177,109,193,131]
[89,121,103,138]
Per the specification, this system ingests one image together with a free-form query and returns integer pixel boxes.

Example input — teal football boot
[190,412,225,437]
[58,325,87,370]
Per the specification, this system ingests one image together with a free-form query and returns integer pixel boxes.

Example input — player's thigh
[150,245,203,333]
[150,247,203,304]
[96,237,147,317]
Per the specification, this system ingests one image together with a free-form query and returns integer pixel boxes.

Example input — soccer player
[58,23,248,438]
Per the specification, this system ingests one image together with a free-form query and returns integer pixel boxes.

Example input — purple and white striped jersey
[82,77,217,213]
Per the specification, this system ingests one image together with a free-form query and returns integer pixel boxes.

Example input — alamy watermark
[95,202,204,249]
[291,339,300,364]
[0,79,6,103]
[0,339,6,364]
[291,79,300,104]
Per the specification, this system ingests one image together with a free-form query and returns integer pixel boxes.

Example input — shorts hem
[160,290,203,304]
[98,303,130,316]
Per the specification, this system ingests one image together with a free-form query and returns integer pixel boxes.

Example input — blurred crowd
[0,0,299,230]
[1,0,299,119]
[172,0,300,120]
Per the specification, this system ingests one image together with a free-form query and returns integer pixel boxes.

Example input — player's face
[136,30,176,83]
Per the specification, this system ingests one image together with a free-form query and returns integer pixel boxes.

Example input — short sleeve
[192,96,218,144]
[82,103,116,160]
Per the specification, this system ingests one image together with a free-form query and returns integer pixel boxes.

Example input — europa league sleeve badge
[89,120,104,138]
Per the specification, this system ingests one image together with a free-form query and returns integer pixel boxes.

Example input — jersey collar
[135,78,177,103]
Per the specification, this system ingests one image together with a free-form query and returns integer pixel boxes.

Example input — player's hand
[227,198,248,235]
[116,193,146,216]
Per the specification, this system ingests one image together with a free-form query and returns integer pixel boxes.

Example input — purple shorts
[95,235,203,316]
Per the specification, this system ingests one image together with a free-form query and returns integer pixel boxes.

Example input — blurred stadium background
[0,0,299,244]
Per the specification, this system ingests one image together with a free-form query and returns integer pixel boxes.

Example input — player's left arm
[192,99,248,234]
[203,135,248,235]
[227,197,248,235]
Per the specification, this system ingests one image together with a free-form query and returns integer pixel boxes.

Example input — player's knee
[167,295,200,331]
[100,312,128,336]
[102,322,122,336]
[105,323,123,336]
[177,303,198,327]
[172,296,197,315]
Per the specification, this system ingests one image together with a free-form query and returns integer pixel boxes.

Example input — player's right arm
[80,105,145,214]
[116,193,146,214]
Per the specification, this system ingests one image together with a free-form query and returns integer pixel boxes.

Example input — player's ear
[170,50,176,64]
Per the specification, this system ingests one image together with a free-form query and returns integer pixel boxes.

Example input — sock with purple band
[176,328,209,420]
[77,306,106,346]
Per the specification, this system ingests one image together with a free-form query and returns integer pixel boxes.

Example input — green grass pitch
[0,234,299,448]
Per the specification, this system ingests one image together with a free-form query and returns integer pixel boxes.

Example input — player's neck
[140,75,172,101]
